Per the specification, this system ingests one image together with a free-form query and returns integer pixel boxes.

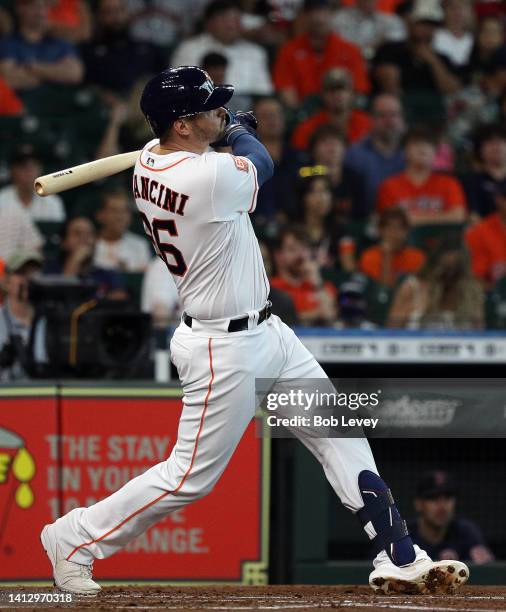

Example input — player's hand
[235,111,258,132]
[212,109,258,148]
[222,109,258,131]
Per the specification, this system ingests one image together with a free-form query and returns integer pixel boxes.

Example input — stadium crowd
[0,0,505,360]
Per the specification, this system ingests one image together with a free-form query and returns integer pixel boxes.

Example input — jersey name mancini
[132,174,189,216]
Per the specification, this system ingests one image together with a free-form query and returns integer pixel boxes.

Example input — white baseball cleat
[40,524,101,595]
[369,545,469,594]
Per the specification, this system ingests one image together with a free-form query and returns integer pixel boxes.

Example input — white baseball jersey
[133,139,269,320]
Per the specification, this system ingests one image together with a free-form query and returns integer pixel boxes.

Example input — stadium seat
[485,278,506,330]
[364,279,394,327]
[341,220,376,259]
[401,91,446,126]
[409,223,466,254]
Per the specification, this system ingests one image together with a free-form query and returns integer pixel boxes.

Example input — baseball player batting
[40,67,469,595]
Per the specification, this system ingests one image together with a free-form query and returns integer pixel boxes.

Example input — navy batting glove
[212,109,258,148]
[235,111,258,132]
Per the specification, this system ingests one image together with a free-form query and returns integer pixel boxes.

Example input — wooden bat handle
[34,150,142,196]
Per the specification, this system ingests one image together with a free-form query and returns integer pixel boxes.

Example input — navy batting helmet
[140,66,234,138]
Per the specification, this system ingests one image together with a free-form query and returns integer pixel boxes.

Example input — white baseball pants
[53,314,377,564]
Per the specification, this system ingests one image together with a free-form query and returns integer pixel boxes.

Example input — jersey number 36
[139,212,187,277]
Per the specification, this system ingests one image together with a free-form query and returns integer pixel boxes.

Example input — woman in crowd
[297,170,334,263]
[466,15,505,82]
[387,237,484,330]
[308,125,360,224]
[296,168,356,274]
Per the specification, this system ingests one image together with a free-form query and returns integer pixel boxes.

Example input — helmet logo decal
[199,79,214,101]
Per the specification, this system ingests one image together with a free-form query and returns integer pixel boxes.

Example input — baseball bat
[34,150,141,196]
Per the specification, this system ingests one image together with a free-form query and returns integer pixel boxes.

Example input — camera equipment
[27,276,152,379]
[0,339,17,369]
[0,305,30,378]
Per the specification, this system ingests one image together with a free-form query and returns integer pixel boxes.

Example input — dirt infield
[1,585,506,611]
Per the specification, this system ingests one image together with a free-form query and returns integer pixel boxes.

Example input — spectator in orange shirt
[292,68,371,150]
[376,127,467,225]
[360,208,426,287]
[465,185,506,287]
[272,0,369,108]
[271,225,338,326]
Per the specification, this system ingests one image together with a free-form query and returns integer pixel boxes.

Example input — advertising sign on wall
[0,386,269,584]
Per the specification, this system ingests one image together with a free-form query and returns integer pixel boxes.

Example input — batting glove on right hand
[212,109,259,148]
[234,111,258,132]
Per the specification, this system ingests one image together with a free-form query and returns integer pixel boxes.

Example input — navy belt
[183,301,272,332]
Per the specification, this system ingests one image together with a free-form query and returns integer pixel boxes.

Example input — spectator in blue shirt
[0,0,83,91]
[407,471,495,565]
[344,93,405,217]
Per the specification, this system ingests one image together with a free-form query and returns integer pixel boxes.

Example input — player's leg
[41,322,279,592]
[273,316,469,593]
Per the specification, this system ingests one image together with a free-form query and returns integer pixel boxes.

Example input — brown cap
[6,250,43,274]
[410,0,444,24]
[322,68,352,90]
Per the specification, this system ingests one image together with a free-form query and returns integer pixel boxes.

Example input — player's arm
[210,111,274,220]
[228,131,274,187]
[215,110,274,187]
